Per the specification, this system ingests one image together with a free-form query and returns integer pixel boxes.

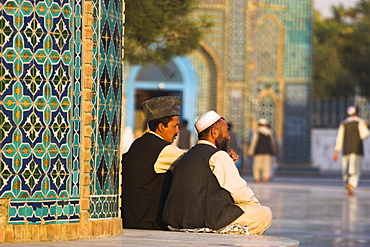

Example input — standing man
[176,119,192,150]
[122,96,184,229]
[163,111,272,235]
[248,119,278,184]
[333,106,369,196]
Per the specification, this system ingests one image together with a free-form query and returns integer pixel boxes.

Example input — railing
[311,97,370,128]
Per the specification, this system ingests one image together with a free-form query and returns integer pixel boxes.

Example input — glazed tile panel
[258,0,312,164]
[88,0,122,218]
[0,0,82,224]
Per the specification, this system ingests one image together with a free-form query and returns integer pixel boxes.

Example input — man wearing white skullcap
[333,106,370,195]
[164,110,272,235]
[122,96,185,230]
[248,118,279,183]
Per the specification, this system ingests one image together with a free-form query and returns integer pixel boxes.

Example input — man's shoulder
[163,144,185,155]
[197,144,228,158]
[188,143,220,154]
[140,132,169,142]
[342,118,360,127]
[214,149,231,158]
[131,132,170,149]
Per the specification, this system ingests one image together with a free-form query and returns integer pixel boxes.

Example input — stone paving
[255,174,370,247]
[3,173,370,246]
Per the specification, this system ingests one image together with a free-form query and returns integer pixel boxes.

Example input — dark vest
[255,133,273,155]
[163,144,243,230]
[343,121,363,155]
[122,133,171,230]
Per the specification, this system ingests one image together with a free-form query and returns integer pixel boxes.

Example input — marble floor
[251,174,370,247]
[4,173,370,246]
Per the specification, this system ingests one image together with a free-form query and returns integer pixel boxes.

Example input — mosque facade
[0,0,312,243]
[124,0,313,166]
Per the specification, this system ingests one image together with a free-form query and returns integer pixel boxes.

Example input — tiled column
[0,0,124,242]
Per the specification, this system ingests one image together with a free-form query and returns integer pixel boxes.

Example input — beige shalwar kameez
[201,140,272,235]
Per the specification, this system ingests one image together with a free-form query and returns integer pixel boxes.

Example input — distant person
[134,108,147,138]
[333,106,369,196]
[163,110,272,235]
[120,126,134,153]
[122,96,184,229]
[248,119,278,184]
[227,122,243,168]
[177,119,192,150]
[266,122,280,179]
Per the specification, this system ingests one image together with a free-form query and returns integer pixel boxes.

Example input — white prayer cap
[347,106,357,116]
[258,118,268,126]
[195,110,221,133]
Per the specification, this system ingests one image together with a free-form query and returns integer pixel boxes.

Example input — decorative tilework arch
[193,0,311,167]
[257,18,277,78]
[189,41,223,117]
[257,90,281,139]
[125,41,222,135]
[256,14,284,81]
[125,56,197,134]
[255,13,285,145]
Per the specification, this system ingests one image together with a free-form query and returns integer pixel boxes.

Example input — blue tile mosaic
[89,0,122,218]
[0,0,83,224]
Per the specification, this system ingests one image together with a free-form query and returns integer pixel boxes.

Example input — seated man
[163,110,272,235]
[122,96,184,230]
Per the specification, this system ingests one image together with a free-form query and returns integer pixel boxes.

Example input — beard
[215,136,229,152]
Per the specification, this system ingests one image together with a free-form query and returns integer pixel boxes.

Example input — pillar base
[0,218,122,243]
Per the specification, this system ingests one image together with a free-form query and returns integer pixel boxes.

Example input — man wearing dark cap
[163,110,272,235]
[122,96,184,230]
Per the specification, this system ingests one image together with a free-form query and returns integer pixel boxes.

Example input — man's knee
[262,206,273,228]
[248,206,272,235]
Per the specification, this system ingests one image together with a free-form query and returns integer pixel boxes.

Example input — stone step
[3,229,300,246]
[116,229,300,247]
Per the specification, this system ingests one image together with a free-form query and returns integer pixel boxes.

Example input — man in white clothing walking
[333,106,370,196]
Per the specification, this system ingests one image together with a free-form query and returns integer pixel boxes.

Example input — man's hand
[333,150,339,162]
[228,149,239,163]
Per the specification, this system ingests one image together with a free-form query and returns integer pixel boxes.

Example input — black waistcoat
[255,133,273,155]
[343,121,363,155]
[122,132,171,230]
[163,144,243,230]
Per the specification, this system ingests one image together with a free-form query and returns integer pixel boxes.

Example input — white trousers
[231,203,272,235]
[341,153,363,188]
[253,154,272,181]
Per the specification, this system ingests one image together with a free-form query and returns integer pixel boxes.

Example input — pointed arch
[256,14,284,80]
[199,41,224,115]
[257,89,282,140]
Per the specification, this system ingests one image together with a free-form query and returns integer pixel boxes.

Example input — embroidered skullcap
[195,110,221,133]
[347,106,357,116]
[258,118,268,126]
[142,96,181,121]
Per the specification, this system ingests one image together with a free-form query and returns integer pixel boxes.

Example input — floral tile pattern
[0,0,82,224]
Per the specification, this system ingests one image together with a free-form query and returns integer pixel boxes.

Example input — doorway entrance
[125,57,197,139]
